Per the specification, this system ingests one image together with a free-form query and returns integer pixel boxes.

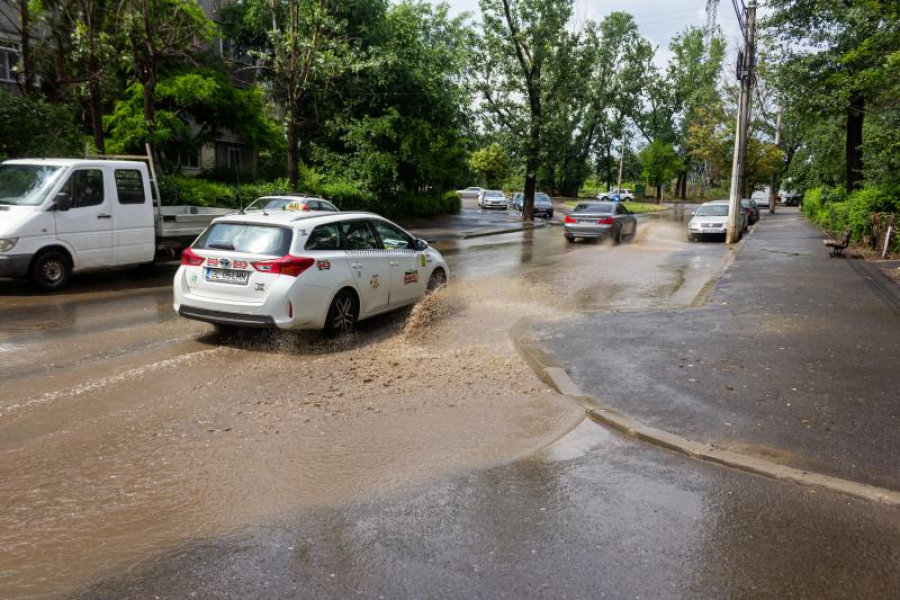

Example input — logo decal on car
[255,282,265,291]
[317,260,331,270]
[219,257,231,268]
[403,270,418,285]
[370,274,380,288]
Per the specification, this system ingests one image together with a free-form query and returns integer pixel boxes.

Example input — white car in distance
[174,210,449,335]
[478,189,508,209]
[456,187,484,200]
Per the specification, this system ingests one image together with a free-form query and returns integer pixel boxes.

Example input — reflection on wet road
[76,422,900,598]
[0,206,735,598]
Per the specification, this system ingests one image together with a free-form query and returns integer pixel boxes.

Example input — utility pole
[616,140,626,193]
[726,0,757,244]
[768,109,782,214]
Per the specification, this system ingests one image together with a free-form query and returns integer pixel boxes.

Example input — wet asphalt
[529,210,900,490]
[3,202,899,598]
[74,422,900,599]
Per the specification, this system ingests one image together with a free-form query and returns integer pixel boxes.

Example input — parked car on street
[457,187,484,200]
[174,211,449,335]
[687,201,747,242]
[779,189,802,206]
[741,198,759,225]
[752,190,770,209]
[478,189,508,209]
[510,191,553,216]
[598,188,634,202]
[563,201,636,244]
[246,196,339,213]
[0,157,231,291]
[532,193,554,218]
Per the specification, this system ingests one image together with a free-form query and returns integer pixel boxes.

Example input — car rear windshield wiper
[208,242,235,251]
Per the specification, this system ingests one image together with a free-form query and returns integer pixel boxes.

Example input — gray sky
[443,0,747,69]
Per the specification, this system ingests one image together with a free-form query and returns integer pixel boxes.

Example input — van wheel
[30,250,72,292]
[325,289,358,336]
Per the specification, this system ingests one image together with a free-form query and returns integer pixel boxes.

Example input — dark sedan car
[741,198,759,225]
[510,191,554,217]
[563,201,636,244]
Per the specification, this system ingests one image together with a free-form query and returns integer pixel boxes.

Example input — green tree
[119,0,214,156]
[475,0,573,220]
[764,0,900,192]
[640,140,681,202]
[469,143,511,188]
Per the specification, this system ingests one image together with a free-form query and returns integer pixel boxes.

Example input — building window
[179,149,200,170]
[0,43,20,83]
[227,145,242,170]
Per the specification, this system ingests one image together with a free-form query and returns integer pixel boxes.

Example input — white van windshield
[0,164,64,206]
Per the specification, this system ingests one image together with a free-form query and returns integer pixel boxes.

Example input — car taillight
[181,247,204,266]
[252,255,315,277]
[564,215,576,224]
[598,217,614,224]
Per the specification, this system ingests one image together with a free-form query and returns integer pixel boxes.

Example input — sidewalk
[524,209,900,490]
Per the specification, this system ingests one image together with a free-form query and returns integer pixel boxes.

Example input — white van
[0,158,231,291]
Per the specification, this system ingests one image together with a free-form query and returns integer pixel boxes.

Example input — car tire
[565,234,576,243]
[426,268,447,294]
[613,227,622,245]
[324,289,358,336]
[548,210,554,219]
[29,250,72,292]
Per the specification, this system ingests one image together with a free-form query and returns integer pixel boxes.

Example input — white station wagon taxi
[174,210,449,335]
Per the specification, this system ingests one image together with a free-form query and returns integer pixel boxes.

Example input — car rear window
[574,202,614,213]
[193,223,292,256]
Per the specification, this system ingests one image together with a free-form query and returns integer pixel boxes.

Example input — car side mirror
[415,239,429,251]
[54,192,71,212]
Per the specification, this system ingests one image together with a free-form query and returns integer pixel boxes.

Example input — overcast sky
[442,0,747,69]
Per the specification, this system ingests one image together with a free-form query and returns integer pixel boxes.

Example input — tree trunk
[287,117,299,191]
[656,185,661,203]
[605,146,613,189]
[89,80,105,153]
[18,0,34,93]
[846,92,864,193]
[680,172,687,199]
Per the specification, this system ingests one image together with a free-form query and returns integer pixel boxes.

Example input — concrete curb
[460,222,546,239]
[512,321,900,507]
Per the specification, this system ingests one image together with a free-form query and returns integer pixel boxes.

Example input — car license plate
[702,228,720,234]
[205,268,250,285]
[577,219,593,224]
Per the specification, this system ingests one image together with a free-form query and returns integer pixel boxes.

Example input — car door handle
[97,214,111,219]
[350,263,363,269]
[389,261,399,267]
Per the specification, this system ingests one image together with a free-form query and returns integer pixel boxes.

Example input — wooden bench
[824,228,851,257]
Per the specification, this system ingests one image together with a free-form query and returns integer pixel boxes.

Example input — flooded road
[0,207,726,598]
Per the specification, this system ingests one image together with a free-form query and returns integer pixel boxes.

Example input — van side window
[305,224,341,250]
[60,169,104,208]
[115,170,146,204]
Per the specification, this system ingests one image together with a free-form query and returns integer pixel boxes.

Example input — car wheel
[30,250,72,292]
[565,234,576,243]
[325,289,358,336]
[426,268,447,294]
[613,227,622,245]
[548,210,554,219]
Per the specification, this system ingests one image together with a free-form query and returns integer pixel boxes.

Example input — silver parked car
[457,186,484,199]
[563,201,637,244]
[479,189,508,209]
[687,201,747,241]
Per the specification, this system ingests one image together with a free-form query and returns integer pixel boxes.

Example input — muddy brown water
[0,218,725,599]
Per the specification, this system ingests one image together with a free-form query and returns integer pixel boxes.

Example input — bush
[803,186,900,252]
[0,90,83,160]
